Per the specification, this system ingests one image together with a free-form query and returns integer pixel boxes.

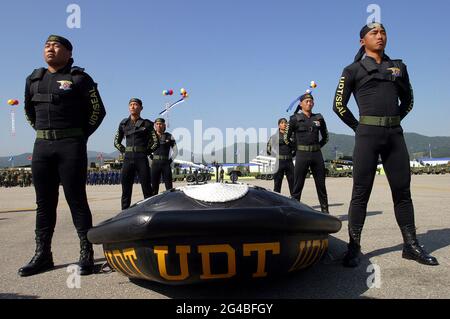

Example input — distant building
[410,160,424,168]
[416,158,450,166]
[250,156,276,174]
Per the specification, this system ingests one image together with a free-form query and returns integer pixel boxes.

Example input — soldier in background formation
[151,118,177,195]
[40,169,142,186]
[267,118,295,196]
[86,170,121,185]
[0,170,33,187]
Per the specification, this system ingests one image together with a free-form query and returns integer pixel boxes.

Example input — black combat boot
[78,233,95,275]
[343,228,362,268]
[401,226,439,266]
[18,232,54,277]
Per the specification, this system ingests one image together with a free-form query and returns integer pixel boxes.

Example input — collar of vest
[360,54,393,73]
[355,57,402,92]
[295,112,317,121]
[124,117,145,127]
[360,57,380,73]
[30,64,84,81]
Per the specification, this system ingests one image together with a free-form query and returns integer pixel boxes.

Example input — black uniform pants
[292,150,328,208]
[349,125,414,241]
[31,138,92,237]
[151,161,173,195]
[273,159,295,195]
[121,154,152,210]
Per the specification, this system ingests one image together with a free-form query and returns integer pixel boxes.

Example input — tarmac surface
[0,175,449,299]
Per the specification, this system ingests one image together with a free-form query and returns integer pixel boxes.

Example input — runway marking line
[0,208,35,214]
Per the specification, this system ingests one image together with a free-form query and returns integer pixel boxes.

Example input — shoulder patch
[391,59,405,69]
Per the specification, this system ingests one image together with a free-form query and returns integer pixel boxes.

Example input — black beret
[129,98,143,106]
[46,35,73,51]
[360,22,386,39]
[300,93,314,102]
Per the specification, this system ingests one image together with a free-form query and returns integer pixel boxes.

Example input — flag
[27,155,32,161]
[286,96,301,113]
[159,98,186,116]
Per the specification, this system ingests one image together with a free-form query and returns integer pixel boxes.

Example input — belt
[278,155,293,160]
[359,116,401,127]
[36,128,84,140]
[125,146,147,153]
[297,144,321,152]
[153,155,169,161]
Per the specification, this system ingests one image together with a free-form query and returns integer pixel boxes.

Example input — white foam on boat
[178,183,249,203]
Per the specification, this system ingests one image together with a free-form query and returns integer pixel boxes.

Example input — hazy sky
[1,0,449,156]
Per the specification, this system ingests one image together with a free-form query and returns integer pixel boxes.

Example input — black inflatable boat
[88,183,341,285]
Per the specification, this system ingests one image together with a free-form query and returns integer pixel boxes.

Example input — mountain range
[1,132,449,168]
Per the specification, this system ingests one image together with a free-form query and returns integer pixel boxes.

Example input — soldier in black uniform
[285,93,329,213]
[114,98,159,210]
[151,118,177,195]
[20,35,106,277]
[267,118,295,195]
[333,23,438,267]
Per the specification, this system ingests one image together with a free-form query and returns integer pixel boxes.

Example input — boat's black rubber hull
[89,185,342,284]
[102,233,329,285]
